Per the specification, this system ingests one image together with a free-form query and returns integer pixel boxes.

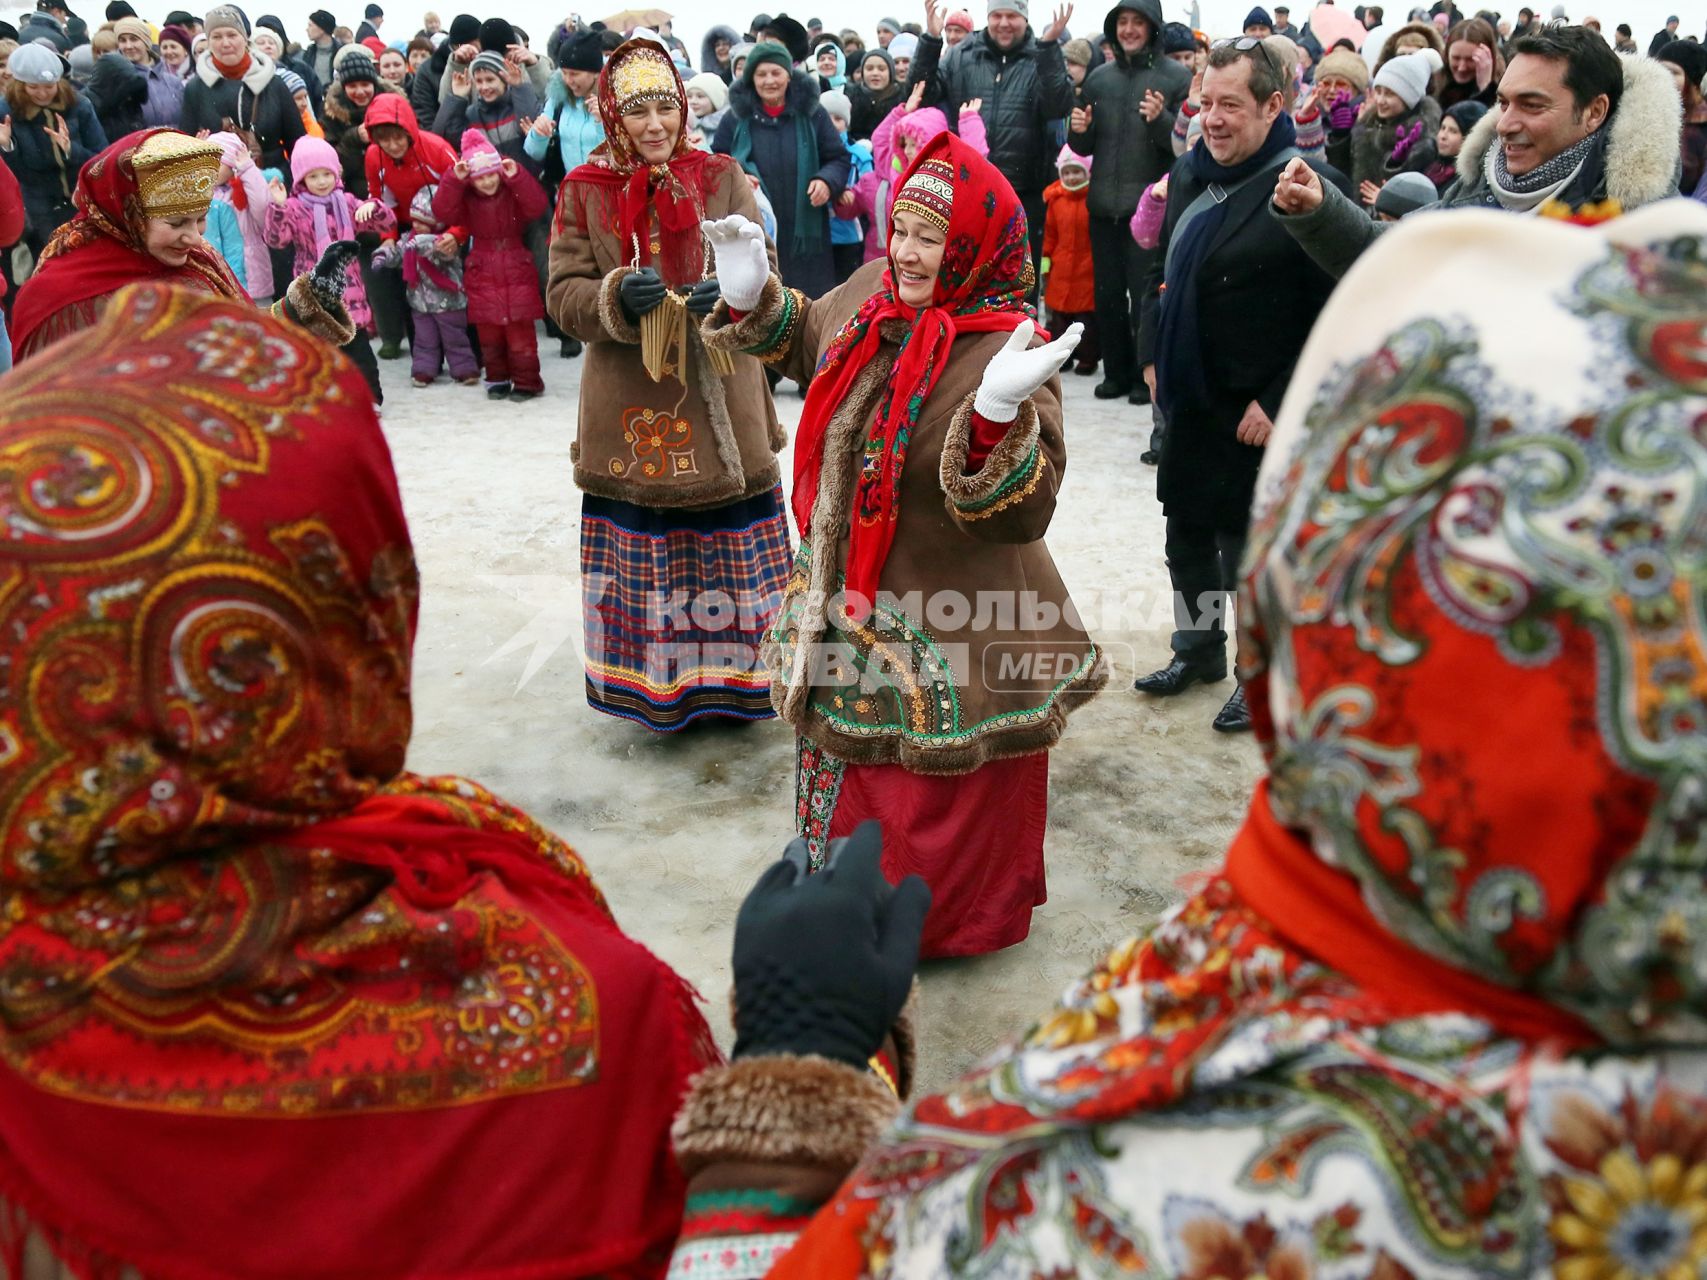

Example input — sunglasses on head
[1211,34,1282,81]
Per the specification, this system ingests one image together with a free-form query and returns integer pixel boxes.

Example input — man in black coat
[908,0,1075,286]
[1066,0,1188,404]
[1132,38,1350,732]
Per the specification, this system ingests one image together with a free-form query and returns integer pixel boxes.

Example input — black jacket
[910,26,1075,193]
[1136,150,1350,524]
[1067,0,1189,218]
[322,78,404,197]
[85,51,149,141]
[410,40,451,130]
[713,71,851,298]
[179,50,308,171]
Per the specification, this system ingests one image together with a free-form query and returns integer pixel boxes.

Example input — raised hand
[961,95,983,116]
[1472,40,1494,90]
[924,0,944,38]
[1358,178,1382,207]
[974,319,1084,421]
[905,80,925,112]
[355,200,380,221]
[500,156,518,177]
[268,176,289,204]
[1070,102,1092,132]
[700,214,770,310]
[1140,88,1165,121]
[530,113,555,138]
[1271,156,1322,213]
[1040,1,1073,43]
[451,69,470,96]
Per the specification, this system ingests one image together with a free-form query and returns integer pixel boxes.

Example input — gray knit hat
[1373,170,1438,217]
[204,3,248,34]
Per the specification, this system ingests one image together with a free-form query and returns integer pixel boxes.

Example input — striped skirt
[580,486,792,731]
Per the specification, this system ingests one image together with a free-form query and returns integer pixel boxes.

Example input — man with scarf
[1271,24,1681,277]
[1133,37,1348,733]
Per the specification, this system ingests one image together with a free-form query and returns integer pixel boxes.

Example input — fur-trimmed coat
[320,78,406,197]
[703,258,1106,774]
[179,49,307,172]
[545,153,785,510]
[1276,53,1681,279]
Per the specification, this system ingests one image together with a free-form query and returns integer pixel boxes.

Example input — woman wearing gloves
[545,37,792,732]
[700,130,1106,958]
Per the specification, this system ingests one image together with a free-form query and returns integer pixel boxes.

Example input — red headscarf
[10,129,247,361]
[0,284,715,1277]
[559,37,727,287]
[792,130,1038,612]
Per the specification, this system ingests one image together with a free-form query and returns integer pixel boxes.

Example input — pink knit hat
[289,136,342,188]
[460,128,504,177]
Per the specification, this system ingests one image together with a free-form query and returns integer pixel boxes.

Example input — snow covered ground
[379,338,1265,1092]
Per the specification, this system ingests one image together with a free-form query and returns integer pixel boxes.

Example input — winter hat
[307,8,335,33]
[469,48,507,78]
[1062,36,1093,64]
[477,16,514,51]
[561,29,603,70]
[333,39,370,67]
[945,8,973,28]
[741,39,791,83]
[875,15,900,33]
[987,0,1027,17]
[893,102,948,150]
[686,70,728,109]
[1160,21,1195,52]
[364,3,382,17]
[1244,5,1273,27]
[820,87,851,120]
[111,16,150,43]
[888,31,918,59]
[1414,44,1442,74]
[158,21,192,48]
[1373,49,1430,106]
[447,12,478,44]
[206,129,251,170]
[1658,38,1707,88]
[251,27,283,56]
[204,4,247,35]
[278,67,306,93]
[1055,142,1090,180]
[729,39,755,66]
[104,0,135,17]
[409,182,439,225]
[1373,169,1437,217]
[360,34,385,54]
[7,40,62,81]
[761,12,808,62]
[1316,46,1370,91]
[860,46,893,78]
[337,48,376,81]
[290,135,341,186]
[459,126,503,176]
[1444,98,1487,134]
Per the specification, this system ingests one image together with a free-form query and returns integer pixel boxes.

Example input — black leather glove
[308,239,361,315]
[685,277,722,316]
[731,821,930,1067]
[618,267,667,322]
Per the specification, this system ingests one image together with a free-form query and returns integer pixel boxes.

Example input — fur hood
[727,67,823,120]
[1456,52,1681,209]
[195,47,279,94]
[322,77,405,125]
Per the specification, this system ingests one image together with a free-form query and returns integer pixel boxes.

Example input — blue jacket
[830,136,871,246]
[203,197,248,292]
[522,78,604,175]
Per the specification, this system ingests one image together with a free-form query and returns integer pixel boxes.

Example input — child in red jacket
[0,156,24,373]
[1041,145,1099,377]
[432,130,548,400]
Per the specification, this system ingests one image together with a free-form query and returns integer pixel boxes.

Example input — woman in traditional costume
[701,131,1105,958]
[0,283,717,1278]
[546,37,793,732]
[669,200,1707,1278]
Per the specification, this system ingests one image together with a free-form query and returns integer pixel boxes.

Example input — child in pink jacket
[851,89,989,261]
[207,131,275,301]
[264,136,393,334]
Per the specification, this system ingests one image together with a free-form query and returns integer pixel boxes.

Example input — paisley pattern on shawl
[0,283,714,1279]
[766,214,1707,1277]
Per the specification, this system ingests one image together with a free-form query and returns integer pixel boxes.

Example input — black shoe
[1140,448,1159,466]
[1133,651,1228,696]
[509,386,542,401]
[1093,379,1130,400]
[1128,383,1151,406]
[1073,362,1098,376]
[486,382,512,400]
[1212,684,1252,733]
[559,336,582,358]
[377,342,406,360]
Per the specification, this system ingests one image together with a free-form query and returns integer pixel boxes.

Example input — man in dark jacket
[1648,14,1679,55]
[909,0,1075,286]
[1066,0,1187,403]
[304,9,344,89]
[19,7,73,51]
[1133,39,1349,733]
[411,12,478,130]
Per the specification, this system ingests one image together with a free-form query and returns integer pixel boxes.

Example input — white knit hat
[888,31,918,59]
[1373,50,1431,107]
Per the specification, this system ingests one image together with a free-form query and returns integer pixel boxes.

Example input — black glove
[685,277,722,316]
[618,267,667,322]
[731,821,930,1067]
[308,239,360,316]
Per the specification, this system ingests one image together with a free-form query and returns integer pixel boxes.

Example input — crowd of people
[0,0,1705,1275]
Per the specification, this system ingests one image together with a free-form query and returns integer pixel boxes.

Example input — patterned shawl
[0,284,714,1278]
[792,130,1037,614]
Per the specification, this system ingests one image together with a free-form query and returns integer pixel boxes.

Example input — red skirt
[797,738,1049,959]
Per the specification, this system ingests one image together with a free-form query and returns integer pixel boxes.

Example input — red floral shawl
[10,129,247,362]
[791,131,1038,612]
[559,37,721,288]
[0,284,715,1280]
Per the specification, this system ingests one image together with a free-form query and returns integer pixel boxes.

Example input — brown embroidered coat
[704,259,1106,775]
[546,154,786,510]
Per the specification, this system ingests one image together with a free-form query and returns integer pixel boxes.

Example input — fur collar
[1457,53,1681,208]
[727,68,822,120]
[322,77,404,125]
[196,47,279,94]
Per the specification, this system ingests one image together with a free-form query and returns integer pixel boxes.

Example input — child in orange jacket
[1041,145,1098,376]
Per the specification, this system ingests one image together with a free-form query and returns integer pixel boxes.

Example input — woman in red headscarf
[10,127,247,360]
[545,37,794,733]
[701,130,1105,959]
[0,282,716,1278]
